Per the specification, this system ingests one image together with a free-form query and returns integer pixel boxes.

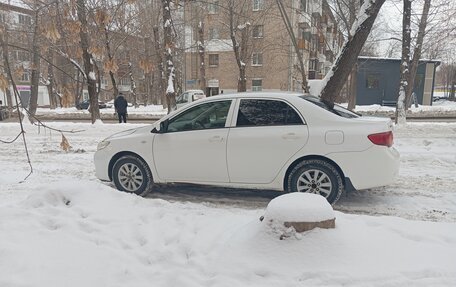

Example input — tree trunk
[144,36,154,105]
[348,64,358,110]
[396,0,411,125]
[229,4,248,92]
[129,61,138,107]
[75,70,80,107]
[46,50,56,109]
[153,25,166,105]
[77,0,100,123]
[162,0,177,113]
[320,0,386,107]
[28,10,41,122]
[0,24,13,111]
[450,66,456,100]
[405,0,431,108]
[276,0,308,92]
[104,26,119,101]
[198,21,206,91]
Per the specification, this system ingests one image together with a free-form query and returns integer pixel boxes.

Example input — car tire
[287,159,343,205]
[112,155,153,196]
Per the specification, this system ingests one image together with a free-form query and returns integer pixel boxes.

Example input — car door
[227,98,309,184]
[153,100,233,183]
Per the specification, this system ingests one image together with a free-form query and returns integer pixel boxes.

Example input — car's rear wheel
[287,159,343,205]
[112,155,153,196]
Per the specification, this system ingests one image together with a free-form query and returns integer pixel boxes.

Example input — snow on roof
[358,56,441,64]
[0,0,32,11]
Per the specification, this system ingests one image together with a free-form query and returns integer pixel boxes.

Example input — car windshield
[300,96,360,118]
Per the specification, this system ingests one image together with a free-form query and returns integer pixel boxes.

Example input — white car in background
[94,93,399,204]
[176,89,206,109]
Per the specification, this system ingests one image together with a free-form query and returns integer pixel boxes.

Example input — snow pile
[263,193,334,223]
[261,193,335,238]
[1,181,456,286]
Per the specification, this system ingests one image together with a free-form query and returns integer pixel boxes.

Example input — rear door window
[236,99,304,127]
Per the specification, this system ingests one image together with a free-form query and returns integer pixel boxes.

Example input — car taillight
[368,131,393,147]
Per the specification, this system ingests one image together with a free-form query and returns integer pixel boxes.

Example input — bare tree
[319,0,387,107]
[162,0,177,112]
[77,0,100,123]
[28,2,41,121]
[396,0,412,125]
[197,20,206,91]
[0,23,13,111]
[228,0,250,92]
[275,0,308,93]
[405,0,432,107]
[330,0,362,109]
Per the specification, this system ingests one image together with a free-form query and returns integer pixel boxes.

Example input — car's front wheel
[112,155,153,196]
[287,159,343,205]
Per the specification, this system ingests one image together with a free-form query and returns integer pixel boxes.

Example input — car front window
[176,93,189,104]
[167,100,232,132]
[236,99,304,127]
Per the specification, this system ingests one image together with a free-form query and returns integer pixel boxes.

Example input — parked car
[176,90,206,109]
[94,92,400,204]
[76,100,107,110]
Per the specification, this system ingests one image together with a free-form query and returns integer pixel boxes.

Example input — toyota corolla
[94,93,399,204]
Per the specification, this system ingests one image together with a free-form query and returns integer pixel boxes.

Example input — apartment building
[0,2,41,107]
[184,0,344,95]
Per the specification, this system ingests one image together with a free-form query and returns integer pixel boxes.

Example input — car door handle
[209,135,224,142]
[282,133,299,140]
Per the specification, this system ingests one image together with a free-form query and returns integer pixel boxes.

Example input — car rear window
[300,96,360,118]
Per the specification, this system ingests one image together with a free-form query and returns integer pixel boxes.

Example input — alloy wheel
[117,162,144,192]
[296,169,332,198]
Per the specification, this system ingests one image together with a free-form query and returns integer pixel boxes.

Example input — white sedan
[94,93,399,204]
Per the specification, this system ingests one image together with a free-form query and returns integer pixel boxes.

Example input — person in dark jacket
[114,93,128,123]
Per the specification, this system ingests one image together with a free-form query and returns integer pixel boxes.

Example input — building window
[366,74,380,89]
[208,1,219,14]
[309,59,318,71]
[119,77,131,86]
[18,14,31,25]
[208,28,219,40]
[19,69,30,82]
[311,14,319,28]
[300,0,307,12]
[12,50,30,62]
[209,54,219,67]
[253,0,264,11]
[252,79,262,91]
[252,25,264,38]
[252,53,263,66]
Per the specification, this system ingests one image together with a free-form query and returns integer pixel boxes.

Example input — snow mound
[263,193,335,223]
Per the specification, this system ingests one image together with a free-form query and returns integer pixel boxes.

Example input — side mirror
[151,119,169,134]
[160,119,169,133]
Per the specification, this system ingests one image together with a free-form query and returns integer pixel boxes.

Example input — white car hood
[105,125,155,140]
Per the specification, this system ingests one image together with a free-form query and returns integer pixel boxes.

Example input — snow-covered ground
[1,121,456,286]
